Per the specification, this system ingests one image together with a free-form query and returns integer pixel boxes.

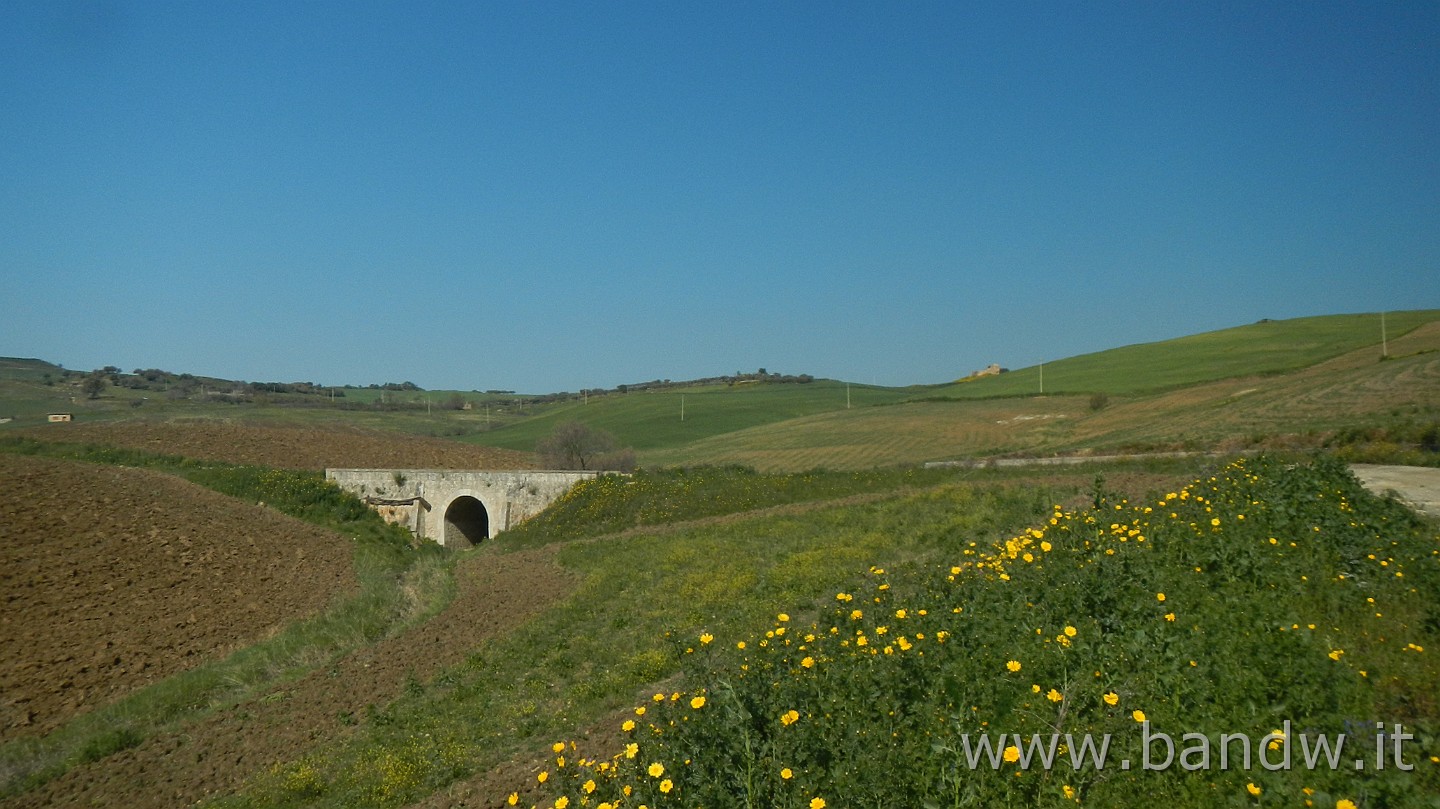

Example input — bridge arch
[326,468,604,547]
[442,493,490,547]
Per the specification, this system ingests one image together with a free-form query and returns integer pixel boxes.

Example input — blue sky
[3,1,1437,393]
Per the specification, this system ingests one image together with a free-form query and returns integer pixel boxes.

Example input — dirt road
[1352,464,1440,518]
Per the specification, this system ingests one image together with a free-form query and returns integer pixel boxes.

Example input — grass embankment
[0,438,452,799]
[520,455,1440,808]
[501,465,1029,548]
[211,463,1133,807]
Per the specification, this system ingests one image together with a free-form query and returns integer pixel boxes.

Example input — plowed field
[0,454,357,741]
[17,421,534,471]
[5,544,576,809]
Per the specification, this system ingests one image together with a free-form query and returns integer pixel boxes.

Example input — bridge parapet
[325,468,600,547]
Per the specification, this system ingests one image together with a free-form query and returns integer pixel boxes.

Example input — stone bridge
[325,468,601,547]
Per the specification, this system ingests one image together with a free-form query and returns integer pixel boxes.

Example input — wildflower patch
[516,456,1440,807]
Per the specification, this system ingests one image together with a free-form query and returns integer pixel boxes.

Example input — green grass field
[468,380,916,453]
[926,310,1440,398]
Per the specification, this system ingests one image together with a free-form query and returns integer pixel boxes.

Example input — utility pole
[1039,362,1044,395]
[1381,311,1389,359]
[846,383,851,409]
[681,394,686,422]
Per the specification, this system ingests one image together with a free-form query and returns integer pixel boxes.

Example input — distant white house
[47,413,72,423]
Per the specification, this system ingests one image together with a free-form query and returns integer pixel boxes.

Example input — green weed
[524,455,1440,808]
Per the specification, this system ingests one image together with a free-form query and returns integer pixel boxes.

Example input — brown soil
[16,421,535,471]
[4,543,578,809]
[0,454,357,741]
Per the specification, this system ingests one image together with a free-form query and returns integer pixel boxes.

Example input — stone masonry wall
[325,468,600,546]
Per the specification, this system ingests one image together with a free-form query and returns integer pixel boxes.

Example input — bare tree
[536,421,633,471]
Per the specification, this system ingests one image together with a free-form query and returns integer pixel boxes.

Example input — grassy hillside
[163,455,1436,808]
[487,310,1439,467]
[642,317,1440,470]
[926,310,1440,398]
[467,380,917,452]
[505,456,1439,809]
[6,310,1437,471]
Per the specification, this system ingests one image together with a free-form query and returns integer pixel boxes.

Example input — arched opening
[443,496,489,548]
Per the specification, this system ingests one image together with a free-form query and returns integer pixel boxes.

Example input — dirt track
[0,454,357,741]
[1352,464,1440,518]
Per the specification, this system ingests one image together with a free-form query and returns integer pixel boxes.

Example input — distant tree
[1089,392,1110,411]
[444,392,466,410]
[536,421,634,471]
[81,370,107,399]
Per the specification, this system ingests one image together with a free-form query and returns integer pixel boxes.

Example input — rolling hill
[4,309,1438,471]
[2,310,1438,808]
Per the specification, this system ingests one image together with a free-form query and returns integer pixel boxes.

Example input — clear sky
[3,1,1437,393]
